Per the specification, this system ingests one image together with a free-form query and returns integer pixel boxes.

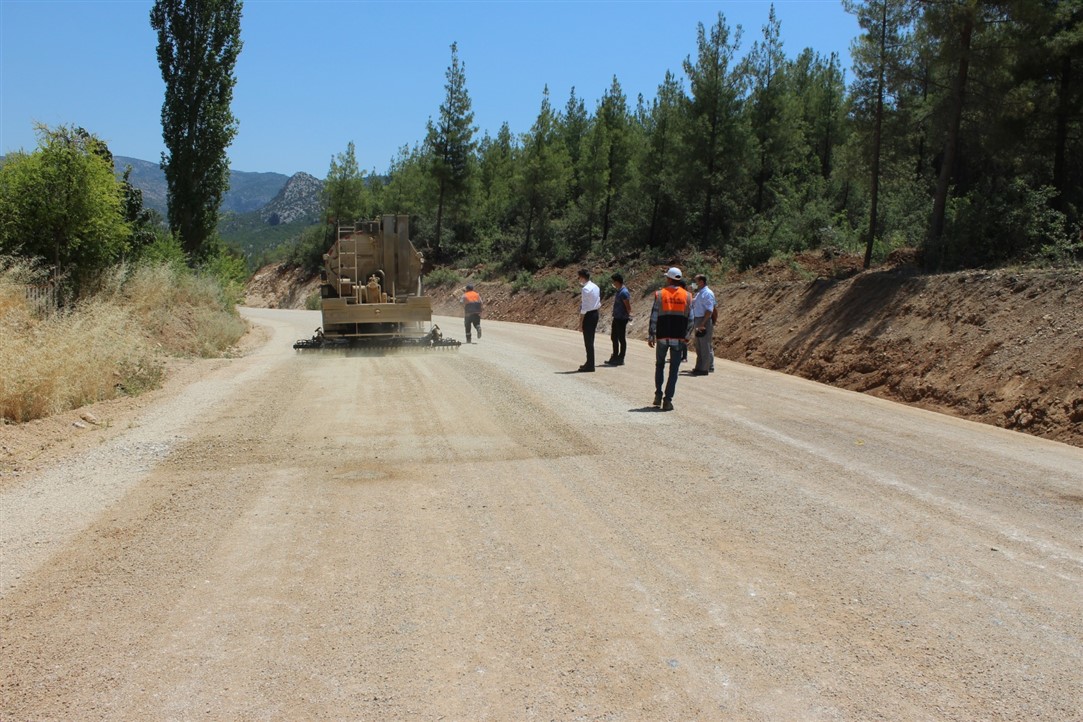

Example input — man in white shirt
[690,273,716,375]
[577,268,601,372]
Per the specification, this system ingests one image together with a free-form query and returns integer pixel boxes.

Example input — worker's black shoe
[603,357,618,366]
[577,364,595,372]
[653,392,662,407]
[662,399,674,411]
[689,370,709,376]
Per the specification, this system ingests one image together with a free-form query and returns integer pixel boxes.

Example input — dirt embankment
[243,263,320,310]
[246,254,1082,447]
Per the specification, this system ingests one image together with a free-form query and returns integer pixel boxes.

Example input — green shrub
[135,233,188,270]
[537,275,568,294]
[425,267,462,287]
[510,270,533,295]
[937,181,1068,269]
[728,233,775,271]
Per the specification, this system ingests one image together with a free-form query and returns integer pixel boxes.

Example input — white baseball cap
[665,267,683,280]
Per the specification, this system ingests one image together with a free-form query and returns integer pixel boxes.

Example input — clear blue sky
[1,0,859,178]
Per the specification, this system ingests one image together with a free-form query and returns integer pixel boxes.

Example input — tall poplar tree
[151,0,243,260]
[425,42,477,259]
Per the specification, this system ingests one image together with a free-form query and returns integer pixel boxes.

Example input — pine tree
[150,0,243,260]
[516,87,570,266]
[322,141,367,228]
[743,5,805,216]
[683,12,748,247]
[561,87,589,207]
[638,71,686,249]
[476,123,519,255]
[424,42,477,259]
[845,0,918,267]
[598,76,633,245]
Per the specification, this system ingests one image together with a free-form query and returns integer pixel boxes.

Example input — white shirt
[580,280,601,314]
[692,285,716,318]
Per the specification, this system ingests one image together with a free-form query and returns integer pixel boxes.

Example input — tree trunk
[864,2,888,271]
[434,180,446,258]
[755,150,767,214]
[916,67,929,179]
[928,6,975,269]
[602,193,612,246]
[1052,54,1071,214]
[648,194,661,248]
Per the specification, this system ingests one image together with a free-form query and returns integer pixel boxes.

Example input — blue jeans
[655,343,683,401]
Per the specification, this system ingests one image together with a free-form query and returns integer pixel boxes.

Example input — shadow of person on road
[628,406,661,412]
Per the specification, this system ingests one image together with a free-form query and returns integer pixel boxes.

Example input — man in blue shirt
[604,272,632,366]
[690,273,716,375]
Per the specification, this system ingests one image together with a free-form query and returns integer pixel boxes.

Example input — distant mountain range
[113,156,301,216]
[218,171,325,259]
[114,156,324,260]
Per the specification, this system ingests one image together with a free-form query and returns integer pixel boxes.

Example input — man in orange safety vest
[648,267,694,411]
[461,284,483,343]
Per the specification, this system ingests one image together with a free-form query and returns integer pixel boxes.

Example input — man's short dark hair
[577,269,590,280]
[695,273,708,284]
[611,272,624,283]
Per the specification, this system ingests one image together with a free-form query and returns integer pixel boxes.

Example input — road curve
[2,307,1080,720]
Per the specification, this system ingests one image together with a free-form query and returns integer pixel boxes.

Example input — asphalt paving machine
[294,215,460,351]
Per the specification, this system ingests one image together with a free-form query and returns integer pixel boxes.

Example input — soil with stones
[2,308,1080,720]
[248,251,1082,446]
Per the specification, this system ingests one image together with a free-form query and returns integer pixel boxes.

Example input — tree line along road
[1,307,1080,720]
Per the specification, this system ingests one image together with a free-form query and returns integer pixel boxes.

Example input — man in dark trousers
[648,267,693,411]
[577,269,601,372]
[605,272,632,366]
[461,284,482,343]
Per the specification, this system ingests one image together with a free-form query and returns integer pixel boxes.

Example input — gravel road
[2,307,1081,720]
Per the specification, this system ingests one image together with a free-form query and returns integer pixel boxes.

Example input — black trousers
[465,313,481,339]
[582,309,599,367]
[611,318,628,360]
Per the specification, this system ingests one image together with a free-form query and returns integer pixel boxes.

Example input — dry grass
[94,263,248,358]
[1,258,246,423]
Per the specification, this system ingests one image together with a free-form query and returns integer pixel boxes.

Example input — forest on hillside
[298,1,1081,274]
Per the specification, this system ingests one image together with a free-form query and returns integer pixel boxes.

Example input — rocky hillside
[259,172,322,225]
[113,155,290,215]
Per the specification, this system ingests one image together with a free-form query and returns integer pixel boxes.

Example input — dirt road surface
[2,308,1081,720]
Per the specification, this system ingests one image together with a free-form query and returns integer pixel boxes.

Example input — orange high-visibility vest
[655,285,691,340]
[463,290,482,314]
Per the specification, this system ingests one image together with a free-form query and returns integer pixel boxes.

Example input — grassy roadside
[0,258,247,423]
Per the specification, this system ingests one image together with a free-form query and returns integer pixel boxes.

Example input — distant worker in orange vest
[461,284,483,343]
[648,267,694,411]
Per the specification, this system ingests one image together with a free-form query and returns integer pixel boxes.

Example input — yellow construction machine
[294,215,460,350]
